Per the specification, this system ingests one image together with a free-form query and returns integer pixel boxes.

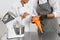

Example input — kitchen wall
[0,0,19,18]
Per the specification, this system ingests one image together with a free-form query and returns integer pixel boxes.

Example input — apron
[36,0,59,33]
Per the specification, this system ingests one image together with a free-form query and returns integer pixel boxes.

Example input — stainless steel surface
[13,21,25,35]
[14,27,24,35]
[8,32,60,40]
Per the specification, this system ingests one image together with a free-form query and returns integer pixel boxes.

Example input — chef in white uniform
[8,0,37,32]
[6,0,38,39]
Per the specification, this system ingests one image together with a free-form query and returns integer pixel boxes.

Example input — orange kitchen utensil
[31,16,43,33]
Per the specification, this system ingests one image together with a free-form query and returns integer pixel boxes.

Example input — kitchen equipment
[13,20,25,37]
[2,12,15,24]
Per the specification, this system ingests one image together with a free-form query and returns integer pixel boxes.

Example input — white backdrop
[0,0,19,18]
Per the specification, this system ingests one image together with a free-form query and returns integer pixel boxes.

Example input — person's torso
[36,0,58,32]
[36,0,52,15]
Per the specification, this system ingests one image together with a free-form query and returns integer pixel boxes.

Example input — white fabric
[8,0,37,17]
[39,0,47,4]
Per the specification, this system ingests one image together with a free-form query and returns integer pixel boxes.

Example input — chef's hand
[40,13,55,20]
[22,12,29,19]
[47,13,54,18]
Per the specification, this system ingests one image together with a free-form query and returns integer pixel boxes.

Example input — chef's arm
[41,0,60,19]
[40,10,60,20]
[47,0,60,18]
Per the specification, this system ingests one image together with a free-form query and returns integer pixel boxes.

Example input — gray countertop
[8,32,60,40]
[0,20,60,40]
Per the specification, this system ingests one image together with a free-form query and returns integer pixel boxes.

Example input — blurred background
[0,0,60,32]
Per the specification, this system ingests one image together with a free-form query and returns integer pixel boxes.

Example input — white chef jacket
[33,0,60,17]
[8,0,37,16]
[8,0,37,32]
